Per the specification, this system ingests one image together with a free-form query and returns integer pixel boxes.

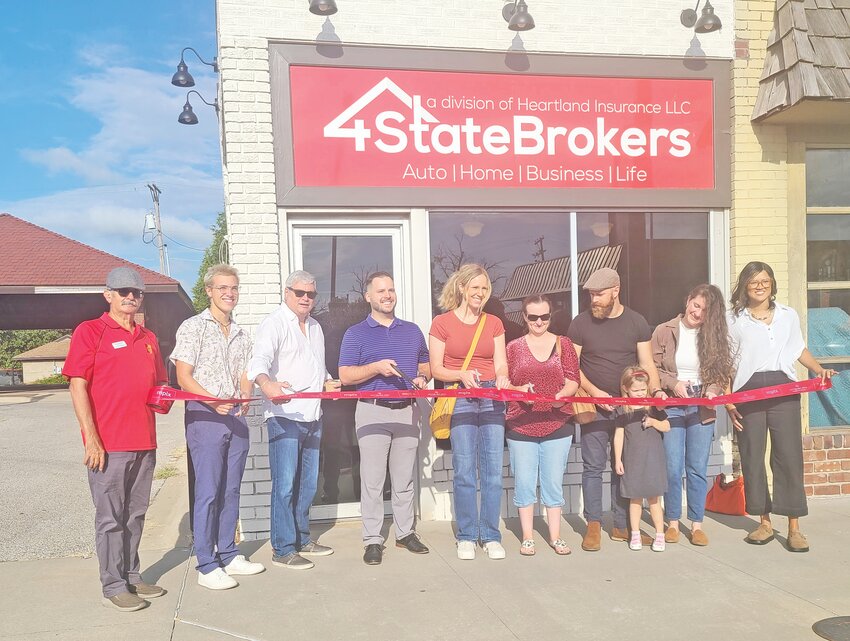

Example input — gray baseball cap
[106,267,145,291]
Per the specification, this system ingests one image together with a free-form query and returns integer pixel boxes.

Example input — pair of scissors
[390,364,433,409]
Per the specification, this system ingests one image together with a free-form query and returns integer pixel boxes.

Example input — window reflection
[429,211,709,330]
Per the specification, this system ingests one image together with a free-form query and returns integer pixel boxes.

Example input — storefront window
[806,149,850,428]
[429,211,709,332]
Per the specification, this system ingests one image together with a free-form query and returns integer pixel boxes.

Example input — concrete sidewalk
[3,463,848,641]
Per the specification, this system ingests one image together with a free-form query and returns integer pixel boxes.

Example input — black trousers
[737,371,808,518]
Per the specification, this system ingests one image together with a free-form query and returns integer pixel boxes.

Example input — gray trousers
[355,401,421,545]
[87,450,156,597]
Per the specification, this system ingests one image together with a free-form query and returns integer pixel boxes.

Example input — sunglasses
[525,313,551,322]
[112,288,144,297]
[287,287,318,300]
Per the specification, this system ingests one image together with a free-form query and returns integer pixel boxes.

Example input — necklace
[749,307,773,322]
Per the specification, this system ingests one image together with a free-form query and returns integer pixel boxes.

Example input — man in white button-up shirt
[247,270,340,570]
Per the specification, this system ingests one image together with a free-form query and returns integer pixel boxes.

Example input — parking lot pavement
[0,389,186,561]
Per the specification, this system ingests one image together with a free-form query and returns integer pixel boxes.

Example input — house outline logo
[323,77,438,152]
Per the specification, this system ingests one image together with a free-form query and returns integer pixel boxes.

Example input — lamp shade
[178,101,199,125]
[695,0,722,33]
[309,0,338,15]
[508,0,535,31]
[171,61,195,88]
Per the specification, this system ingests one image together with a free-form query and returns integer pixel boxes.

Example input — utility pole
[146,183,170,276]
[533,236,546,262]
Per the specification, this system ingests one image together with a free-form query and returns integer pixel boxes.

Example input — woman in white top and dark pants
[726,261,835,552]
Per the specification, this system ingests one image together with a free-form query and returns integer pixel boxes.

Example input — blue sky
[0,1,221,291]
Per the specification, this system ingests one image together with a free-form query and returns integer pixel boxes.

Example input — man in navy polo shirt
[339,272,431,565]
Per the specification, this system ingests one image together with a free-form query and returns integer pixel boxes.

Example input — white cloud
[3,45,224,290]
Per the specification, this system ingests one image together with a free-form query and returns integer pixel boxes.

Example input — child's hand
[615,460,624,475]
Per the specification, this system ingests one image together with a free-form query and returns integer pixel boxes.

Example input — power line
[162,232,205,252]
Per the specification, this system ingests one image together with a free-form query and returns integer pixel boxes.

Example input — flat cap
[582,267,620,291]
[106,267,145,291]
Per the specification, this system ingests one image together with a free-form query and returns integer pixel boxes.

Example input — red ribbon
[148,376,833,412]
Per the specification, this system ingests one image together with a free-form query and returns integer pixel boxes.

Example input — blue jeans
[267,416,322,557]
[580,417,627,529]
[663,405,714,522]
[450,385,505,543]
[508,436,573,508]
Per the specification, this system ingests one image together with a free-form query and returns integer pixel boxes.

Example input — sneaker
[457,540,476,560]
[102,592,149,612]
[629,531,642,551]
[652,533,666,552]
[225,554,266,576]
[299,541,334,557]
[198,567,238,590]
[272,552,314,570]
[616,527,652,545]
[128,582,166,598]
[484,541,506,560]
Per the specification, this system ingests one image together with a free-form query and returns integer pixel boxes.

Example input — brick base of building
[803,431,850,497]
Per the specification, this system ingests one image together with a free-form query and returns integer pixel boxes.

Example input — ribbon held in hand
[147,375,833,413]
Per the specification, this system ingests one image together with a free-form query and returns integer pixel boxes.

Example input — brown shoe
[690,529,709,546]
[786,530,809,553]
[665,528,680,544]
[612,527,652,545]
[582,521,602,551]
[610,527,628,542]
[745,522,775,545]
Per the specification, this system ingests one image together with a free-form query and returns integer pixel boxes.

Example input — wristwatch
[650,389,663,397]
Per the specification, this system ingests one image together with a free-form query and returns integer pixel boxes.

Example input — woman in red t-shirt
[506,295,580,556]
[430,264,509,561]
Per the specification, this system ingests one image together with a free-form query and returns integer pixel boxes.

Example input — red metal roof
[0,213,178,288]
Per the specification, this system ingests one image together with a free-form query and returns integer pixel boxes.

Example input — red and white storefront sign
[289,65,715,190]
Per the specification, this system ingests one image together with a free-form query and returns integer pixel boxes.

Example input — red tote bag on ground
[705,474,748,516]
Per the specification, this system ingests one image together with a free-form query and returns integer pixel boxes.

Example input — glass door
[291,220,407,520]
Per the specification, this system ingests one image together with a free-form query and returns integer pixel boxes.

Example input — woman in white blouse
[726,261,835,552]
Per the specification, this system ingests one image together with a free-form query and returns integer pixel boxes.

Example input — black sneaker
[395,533,430,554]
[299,541,334,557]
[272,552,314,570]
[363,544,383,565]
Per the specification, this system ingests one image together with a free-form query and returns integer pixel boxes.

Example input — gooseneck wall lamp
[680,0,722,33]
[171,47,219,88]
[502,0,535,31]
[178,90,219,125]
[309,0,338,15]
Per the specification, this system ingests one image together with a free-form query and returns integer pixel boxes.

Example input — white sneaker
[225,554,266,576]
[457,540,476,560]
[198,567,238,590]
[484,541,506,560]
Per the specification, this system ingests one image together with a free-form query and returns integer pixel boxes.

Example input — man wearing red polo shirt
[64,267,168,612]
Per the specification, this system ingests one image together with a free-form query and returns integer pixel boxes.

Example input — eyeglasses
[211,285,239,294]
[747,279,772,289]
[525,313,551,322]
[111,288,144,298]
[287,287,318,300]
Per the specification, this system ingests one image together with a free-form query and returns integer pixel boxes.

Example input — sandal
[520,539,536,556]
[551,539,571,556]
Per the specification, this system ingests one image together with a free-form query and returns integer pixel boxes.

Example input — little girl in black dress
[613,366,671,551]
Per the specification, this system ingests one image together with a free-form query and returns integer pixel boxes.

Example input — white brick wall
[217,0,735,538]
